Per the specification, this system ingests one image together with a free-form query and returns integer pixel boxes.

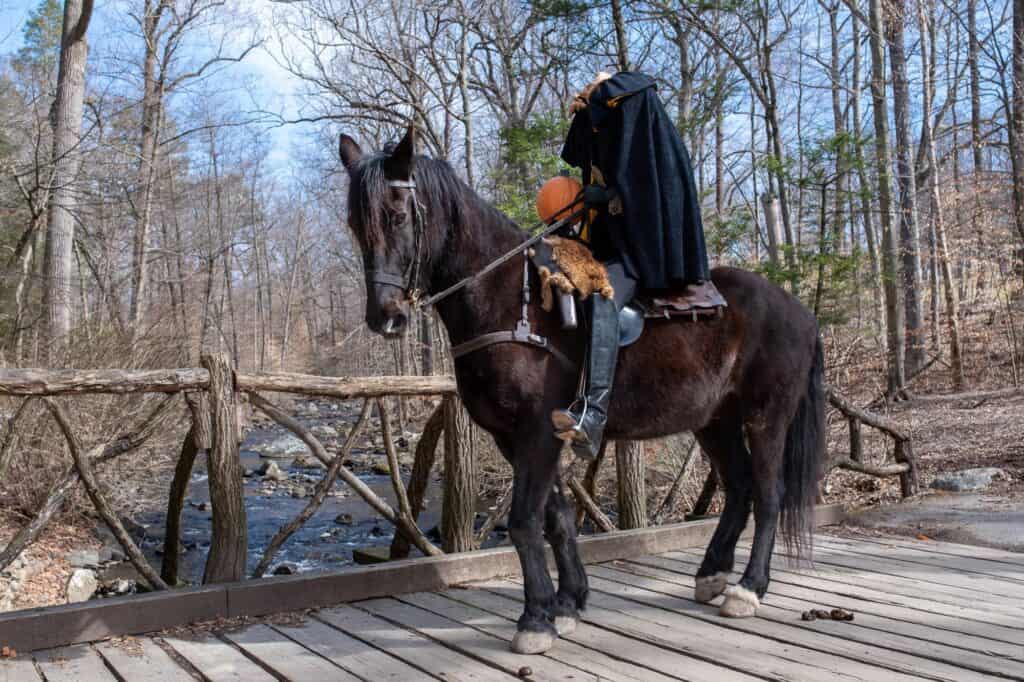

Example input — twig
[390,404,444,559]
[376,398,416,527]
[565,460,616,533]
[43,398,168,590]
[653,438,698,524]
[247,392,442,558]
[252,400,373,577]
[475,484,513,547]
[0,398,35,480]
[834,457,910,476]
[0,396,179,573]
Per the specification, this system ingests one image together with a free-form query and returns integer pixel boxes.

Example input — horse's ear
[385,126,416,180]
[339,134,362,173]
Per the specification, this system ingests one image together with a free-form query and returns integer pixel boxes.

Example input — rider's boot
[551,294,619,460]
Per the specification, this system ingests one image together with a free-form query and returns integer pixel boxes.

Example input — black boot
[551,294,620,459]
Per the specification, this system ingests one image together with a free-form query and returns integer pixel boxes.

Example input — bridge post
[201,353,248,583]
[615,441,647,529]
[441,395,475,552]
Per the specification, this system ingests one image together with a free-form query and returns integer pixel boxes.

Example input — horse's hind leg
[504,435,562,654]
[720,423,786,618]
[693,422,752,604]
[544,483,587,635]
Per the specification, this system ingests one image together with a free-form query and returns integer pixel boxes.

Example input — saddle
[531,236,727,347]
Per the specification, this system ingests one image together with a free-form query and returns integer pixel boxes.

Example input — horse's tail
[780,333,826,562]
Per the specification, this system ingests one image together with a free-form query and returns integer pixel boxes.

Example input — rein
[378,175,583,370]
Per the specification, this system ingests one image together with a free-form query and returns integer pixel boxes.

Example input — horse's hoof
[719,585,760,618]
[553,615,578,636]
[694,572,729,603]
[511,629,557,655]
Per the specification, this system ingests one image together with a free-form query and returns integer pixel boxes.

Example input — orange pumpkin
[536,175,583,226]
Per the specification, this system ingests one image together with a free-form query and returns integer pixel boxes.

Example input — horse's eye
[388,211,408,227]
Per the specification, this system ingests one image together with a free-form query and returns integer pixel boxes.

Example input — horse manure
[803,608,854,623]
[518,666,533,677]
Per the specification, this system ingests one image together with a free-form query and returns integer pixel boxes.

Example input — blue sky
[0,0,305,173]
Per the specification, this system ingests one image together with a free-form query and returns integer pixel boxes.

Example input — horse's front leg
[507,437,562,654]
[544,483,587,635]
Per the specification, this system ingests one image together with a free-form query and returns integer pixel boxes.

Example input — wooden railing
[0,354,479,590]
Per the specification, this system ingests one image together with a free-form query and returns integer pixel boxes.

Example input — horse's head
[339,127,423,337]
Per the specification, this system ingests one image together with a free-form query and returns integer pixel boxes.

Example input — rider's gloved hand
[582,184,613,209]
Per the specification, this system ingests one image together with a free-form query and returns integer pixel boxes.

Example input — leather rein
[375,176,579,370]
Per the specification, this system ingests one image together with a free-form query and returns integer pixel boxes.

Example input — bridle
[363,178,427,303]
[362,173,582,370]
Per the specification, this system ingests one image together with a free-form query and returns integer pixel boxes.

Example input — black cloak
[561,72,710,290]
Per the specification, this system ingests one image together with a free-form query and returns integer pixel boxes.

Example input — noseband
[364,178,426,302]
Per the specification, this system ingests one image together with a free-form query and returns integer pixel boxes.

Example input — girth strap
[450,328,574,371]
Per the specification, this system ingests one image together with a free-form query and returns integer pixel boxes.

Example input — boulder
[66,569,98,603]
[930,467,1007,492]
[258,460,287,481]
[257,434,310,459]
[292,454,324,470]
[334,513,354,525]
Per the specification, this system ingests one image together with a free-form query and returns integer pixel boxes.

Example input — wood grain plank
[224,623,359,681]
[399,591,683,682]
[749,543,1024,619]
[0,656,41,682]
[274,619,436,682]
[360,598,598,681]
[483,580,888,682]
[162,635,276,682]
[681,545,1024,625]
[34,645,117,682]
[94,638,193,681]
[605,558,1023,681]
[436,588,759,682]
[654,552,1024,660]
[317,604,512,681]
[565,574,930,682]
[821,534,1024,568]
[812,536,1024,585]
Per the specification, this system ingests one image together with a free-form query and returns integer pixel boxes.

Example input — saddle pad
[636,281,727,319]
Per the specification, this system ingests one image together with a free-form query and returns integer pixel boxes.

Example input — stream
[117,399,465,585]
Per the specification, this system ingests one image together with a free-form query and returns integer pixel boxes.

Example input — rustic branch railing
[0,356,467,587]
[826,386,919,497]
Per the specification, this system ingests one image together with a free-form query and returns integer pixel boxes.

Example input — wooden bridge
[4,511,1024,681]
[0,364,1019,679]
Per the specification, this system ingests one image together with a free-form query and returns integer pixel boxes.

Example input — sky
[0,0,307,174]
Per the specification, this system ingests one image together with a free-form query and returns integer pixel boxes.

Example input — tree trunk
[885,0,926,374]
[869,0,907,395]
[615,441,646,529]
[44,0,94,362]
[201,353,247,583]
[610,0,630,71]
[1013,0,1024,249]
[851,7,886,342]
[442,395,475,552]
[917,0,965,389]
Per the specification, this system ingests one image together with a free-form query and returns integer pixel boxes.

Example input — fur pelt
[535,236,614,311]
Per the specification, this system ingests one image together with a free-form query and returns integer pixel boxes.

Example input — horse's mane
[350,152,524,260]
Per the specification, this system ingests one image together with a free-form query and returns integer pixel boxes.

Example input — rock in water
[258,460,287,481]
[292,454,324,470]
[66,569,98,603]
[67,549,100,569]
[930,468,1006,492]
[334,513,354,525]
[257,434,310,459]
[311,424,338,440]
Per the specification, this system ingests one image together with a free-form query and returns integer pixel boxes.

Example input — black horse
[339,128,825,655]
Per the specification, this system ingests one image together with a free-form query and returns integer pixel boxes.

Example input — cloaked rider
[549,71,712,458]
